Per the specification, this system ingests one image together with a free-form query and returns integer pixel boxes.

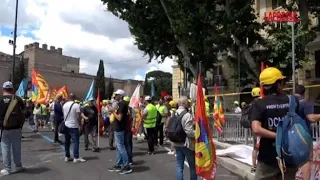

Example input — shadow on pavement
[22,167,50,174]
[132,151,147,157]
[33,147,61,152]
[21,139,34,142]
[83,156,99,161]
[132,160,145,165]
[155,150,168,155]
[26,134,41,139]
[132,166,150,173]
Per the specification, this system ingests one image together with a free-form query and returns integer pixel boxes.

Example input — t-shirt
[63,101,81,128]
[113,100,128,132]
[82,105,98,126]
[0,95,25,129]
[296,96,313,133]
[49,102,55,115]
[251,93,289,166]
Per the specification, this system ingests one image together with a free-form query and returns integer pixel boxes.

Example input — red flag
[96,89,103,136]
[195,75,217,179]
[260,62,265,98]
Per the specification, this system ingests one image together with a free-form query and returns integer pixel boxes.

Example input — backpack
[240,105,252,129]
[166,110,188,143]
[2,96,25,129]
[275,95,313,170]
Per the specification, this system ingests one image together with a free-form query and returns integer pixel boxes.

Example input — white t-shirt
[63,101,81,128]
[49,102,55,115]
[234,107,242,114]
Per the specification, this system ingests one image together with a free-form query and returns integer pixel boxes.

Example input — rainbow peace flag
[195,75,217,180]
[213,84,225,134]
[31,69,50,104]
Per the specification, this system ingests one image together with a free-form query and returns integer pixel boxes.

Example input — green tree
[94,60,106,99]
[143,71,172,98]
[106,76,114,99]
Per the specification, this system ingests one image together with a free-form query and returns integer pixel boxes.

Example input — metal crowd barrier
[211,113,320,146]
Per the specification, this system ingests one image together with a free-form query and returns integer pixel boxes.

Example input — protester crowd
[0,66,319,179]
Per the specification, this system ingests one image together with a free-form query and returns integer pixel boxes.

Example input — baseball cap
[144,96,152,101]
[114,89,125,96]
[2,81,13,89]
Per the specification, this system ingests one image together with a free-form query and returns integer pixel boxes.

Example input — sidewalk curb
[213,140,254,180]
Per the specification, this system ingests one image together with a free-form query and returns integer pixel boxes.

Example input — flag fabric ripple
[195,74,217,180]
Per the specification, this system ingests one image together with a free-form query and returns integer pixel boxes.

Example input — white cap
[114,89,125,96]
[2,81,13,89]
[144,96,152,101]
[88,97,95,101]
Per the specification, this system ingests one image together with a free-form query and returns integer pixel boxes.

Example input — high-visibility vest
[158,105,167,123]
[205,101,210,118]
[144,103,157,128]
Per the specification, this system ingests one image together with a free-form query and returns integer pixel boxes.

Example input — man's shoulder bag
[58,102,75,134]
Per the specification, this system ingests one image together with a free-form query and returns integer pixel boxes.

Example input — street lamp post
[11,0,19,85]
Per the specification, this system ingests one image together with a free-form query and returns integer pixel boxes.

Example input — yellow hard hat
[234,101,239,105]
[169,100,177,108]
[251,87,261,97]
[124,96,130,102]
[259,67,286,85]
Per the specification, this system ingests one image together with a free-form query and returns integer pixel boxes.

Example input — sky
[0,0,174,81]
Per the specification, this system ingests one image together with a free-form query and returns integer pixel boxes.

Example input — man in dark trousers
[53,94,63,144]
[81,98,99,152]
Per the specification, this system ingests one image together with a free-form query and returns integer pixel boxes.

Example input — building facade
[0,42,143,98]
[172,0,320,110]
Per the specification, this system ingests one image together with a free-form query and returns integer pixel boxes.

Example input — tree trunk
[225,0,260,77]
[159,0,198,77]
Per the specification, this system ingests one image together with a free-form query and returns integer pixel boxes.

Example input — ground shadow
[21,167,50,174]
[154,150,168,155]
[138,147,149,151]
[33,147,61,152]
[21,139,34,142]
[133,151,147,157]
[132,160,145,166]
[26,134,41,139]
[132,166,150,173]
[83,156,99,161]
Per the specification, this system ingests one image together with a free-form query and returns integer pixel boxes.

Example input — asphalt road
[0,125,242,180]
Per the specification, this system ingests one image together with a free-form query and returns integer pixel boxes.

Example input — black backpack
[1,96,25,129]
[240,105,252,129]
[166,110,188,143]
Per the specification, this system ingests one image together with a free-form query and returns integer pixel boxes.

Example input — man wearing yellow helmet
[251,67,297,179]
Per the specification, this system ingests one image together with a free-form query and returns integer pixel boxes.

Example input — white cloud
[0,0,173,80]
[134,75,144,81]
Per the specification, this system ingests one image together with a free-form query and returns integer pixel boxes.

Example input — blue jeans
[64,127,80,159]
[175,146,197,180]
[115,131,129,167]
[1,129,22,171]
[124,131,133,163]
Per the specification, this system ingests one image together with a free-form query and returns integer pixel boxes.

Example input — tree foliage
[143,70,172,98]
[106,76,114,99]
[95,60,106,99]
[101,0,320,85]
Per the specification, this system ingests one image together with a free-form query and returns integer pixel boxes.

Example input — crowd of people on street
[0,66,320,180]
